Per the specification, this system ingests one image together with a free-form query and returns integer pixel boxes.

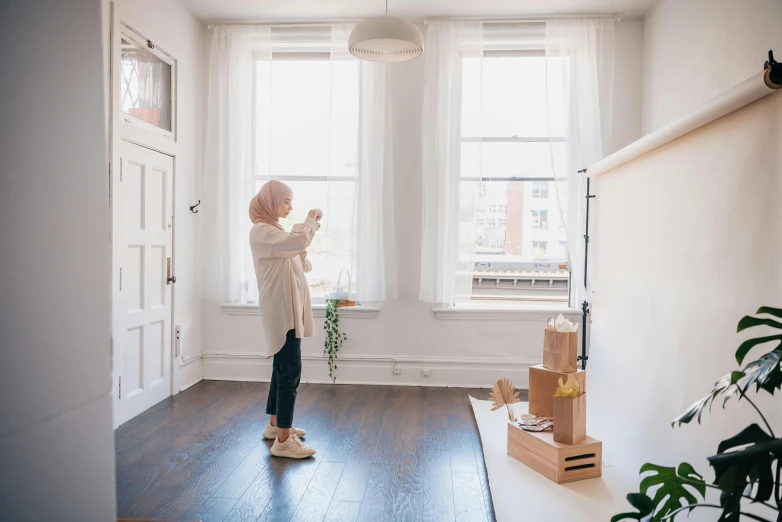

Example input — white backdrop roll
[587,69,781,177]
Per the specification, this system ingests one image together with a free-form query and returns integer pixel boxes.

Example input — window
[462,23,569,306]
[532,181,549,199]
[531,209,548,230]
[532,241,548,257]
[254,27,360,300]
[119,28,175,138]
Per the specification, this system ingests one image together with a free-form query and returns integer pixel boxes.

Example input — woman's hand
[308,209,323,222]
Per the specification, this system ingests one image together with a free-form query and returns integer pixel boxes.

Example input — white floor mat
[469,396,637,522]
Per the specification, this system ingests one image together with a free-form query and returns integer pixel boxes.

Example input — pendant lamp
[348,0,424,62]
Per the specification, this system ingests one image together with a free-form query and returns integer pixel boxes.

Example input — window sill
[222,303,380,319]
[432,305,582,321]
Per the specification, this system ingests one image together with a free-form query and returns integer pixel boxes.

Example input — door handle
[167,257,176,284]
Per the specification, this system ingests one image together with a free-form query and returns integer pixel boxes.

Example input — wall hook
[190,200,201,213]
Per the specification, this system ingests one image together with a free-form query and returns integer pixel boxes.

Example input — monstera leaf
[741,347,782,394]
[736,335,782,365]
[734,307,782,392]
[639,463,706,520]
[716,491,742,522]
[756,306,782,319]
[672,372,744,427]
[737,315,782,334]
[611,493,655,522]
[707,424,782,502]
[736,306,782,370]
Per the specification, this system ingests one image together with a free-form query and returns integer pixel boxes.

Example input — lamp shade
[348,16,424,62]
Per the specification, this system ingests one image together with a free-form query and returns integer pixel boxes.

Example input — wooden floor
[116,381,524,522]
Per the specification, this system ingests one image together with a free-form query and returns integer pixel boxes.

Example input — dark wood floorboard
[116,381,499,522]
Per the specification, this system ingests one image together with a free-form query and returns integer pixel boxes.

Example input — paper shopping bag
[543,329,578,373]
[553,393,587,445]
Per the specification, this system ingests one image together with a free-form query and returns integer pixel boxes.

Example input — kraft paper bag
[543,329,578,373]
[553,393,587,445]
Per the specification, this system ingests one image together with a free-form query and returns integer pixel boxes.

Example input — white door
[113,140,174,427]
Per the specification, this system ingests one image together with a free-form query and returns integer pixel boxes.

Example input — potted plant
[613,306,782,522]
[323,269,354,383]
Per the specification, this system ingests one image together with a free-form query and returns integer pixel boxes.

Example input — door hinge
[118,376,122,399]
[119,267,122,291]
[120,157,123,182]
[108,163,112,204]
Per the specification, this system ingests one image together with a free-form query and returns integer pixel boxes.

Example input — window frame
[461,29,573,309]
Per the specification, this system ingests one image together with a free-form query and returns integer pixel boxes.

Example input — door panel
[113,140,173,427]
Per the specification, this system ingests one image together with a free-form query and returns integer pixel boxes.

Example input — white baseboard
[178,356,203,392]
[201,353,536,388]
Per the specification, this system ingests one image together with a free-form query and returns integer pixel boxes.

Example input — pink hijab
[249,180,293,230]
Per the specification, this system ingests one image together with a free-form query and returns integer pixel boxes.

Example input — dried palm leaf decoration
[489,377,521,422]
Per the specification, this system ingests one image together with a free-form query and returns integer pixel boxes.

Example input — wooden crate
[507,422,602,484]
[529,364,586,418]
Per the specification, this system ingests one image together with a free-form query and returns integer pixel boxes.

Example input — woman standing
[249,180,322,459]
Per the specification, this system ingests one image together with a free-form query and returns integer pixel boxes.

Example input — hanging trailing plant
[324,299,347,383]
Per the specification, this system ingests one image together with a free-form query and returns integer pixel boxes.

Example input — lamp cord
[385,0,388,16]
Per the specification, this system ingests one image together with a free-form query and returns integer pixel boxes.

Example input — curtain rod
[207,13,623,29]
[423,14,622,25]
[207,19,362,29]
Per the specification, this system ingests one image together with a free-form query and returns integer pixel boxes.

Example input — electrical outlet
[393,363,401,375]
[422,368,431,377]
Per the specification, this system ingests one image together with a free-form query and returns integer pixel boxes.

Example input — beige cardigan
[249,216,319,356]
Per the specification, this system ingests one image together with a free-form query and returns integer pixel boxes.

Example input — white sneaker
[263,421,306,440]
[270,434,316,459]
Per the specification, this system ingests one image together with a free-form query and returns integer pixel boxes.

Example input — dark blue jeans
[265,329,302,429]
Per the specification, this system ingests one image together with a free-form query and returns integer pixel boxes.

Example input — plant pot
[553,393,586,445]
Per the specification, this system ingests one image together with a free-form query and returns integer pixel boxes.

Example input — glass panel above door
[120,37,172,132]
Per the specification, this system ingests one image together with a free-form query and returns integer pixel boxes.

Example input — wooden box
[507,422,602,483]
[553,393,587,445]
[529,364,586,418]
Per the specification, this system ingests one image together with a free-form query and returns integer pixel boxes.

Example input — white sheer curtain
[420,21,484,307]
[199,26,271,304]
[356,58,397,301]
[545,19,615,306]
[200,24,395,305]
[325,25,397,302]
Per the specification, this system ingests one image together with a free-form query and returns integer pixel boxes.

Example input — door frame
[110,3,181,428]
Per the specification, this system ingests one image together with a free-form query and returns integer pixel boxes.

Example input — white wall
[642,0,782,133]
[612,19,643,152]
[103,0,207,393]
[590,90,782,518]
[201,20,643,388]
[0,1,116,520]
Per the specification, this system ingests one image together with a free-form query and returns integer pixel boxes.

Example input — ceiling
[180,0,657,23]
